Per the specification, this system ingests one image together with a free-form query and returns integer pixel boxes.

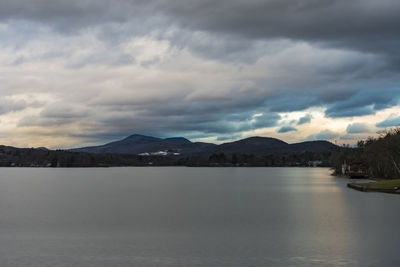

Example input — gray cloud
[216,133,243,142]
[0,97,45,115]
[0,98,27,114]
[376,115,400,128]
[307,130,340,141]
[1,1,400,57]
[340,134,369,141]
[266,95,319,113]
[326,106,375,118]
[253,113,281,129]
[346,123,372,134]
[158,0,400,73]
[325,87,400,118]
[297,114,312,125]
[40,103,90,119]
[17,94,282,141]
[18,116,73,127]
[0,1,148,32]
[277,126,297,133]
[94,109,280,136]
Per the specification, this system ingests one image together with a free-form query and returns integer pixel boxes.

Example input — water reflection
[0,167,399,266]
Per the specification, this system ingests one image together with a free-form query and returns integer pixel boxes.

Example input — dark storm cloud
[164,0,400,40]
[2,0,400,76]
[94,108,280,136]
[0,1,146,31]
[158,0,400,69]
[2,0,399,53]
[325,87,400,118]
[2,0,400,77]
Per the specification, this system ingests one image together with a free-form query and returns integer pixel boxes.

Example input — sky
[0,0,400,148]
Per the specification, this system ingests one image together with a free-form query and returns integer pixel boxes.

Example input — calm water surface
[0,167,399,266]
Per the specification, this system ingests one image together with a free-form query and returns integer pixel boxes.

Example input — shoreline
[347,179,400,194]
[333,172,400,194]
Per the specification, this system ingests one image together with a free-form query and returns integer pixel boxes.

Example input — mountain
[71,134,338,156]
[35,147,49,151]
[210,137,289,154]
[289,140,339,153]
[70,134,217,155]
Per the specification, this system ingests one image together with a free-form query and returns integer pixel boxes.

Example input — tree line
[0,145,333,168]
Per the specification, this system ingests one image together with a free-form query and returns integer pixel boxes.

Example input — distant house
[152,151,168,156]
[308,160,322,167]
[342,160,369,178]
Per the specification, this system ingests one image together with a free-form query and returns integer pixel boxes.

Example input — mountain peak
[124,134,149,139]
[123,134,161,141]
[233,136,289,145]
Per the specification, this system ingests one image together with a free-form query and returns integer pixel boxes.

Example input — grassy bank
[348,179,400,194]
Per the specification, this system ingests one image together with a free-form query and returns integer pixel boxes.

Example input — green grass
[356,179,400,190]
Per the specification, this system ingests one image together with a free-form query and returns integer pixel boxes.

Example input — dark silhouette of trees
[0,144,335,168]
[332,128,400,179]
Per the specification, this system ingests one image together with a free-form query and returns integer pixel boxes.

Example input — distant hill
[212,137,289,155]
[35,147,49,151]
[288,141,339,153]
[70,134,217,155]
[0,135,339,168]
[70,134,338,156]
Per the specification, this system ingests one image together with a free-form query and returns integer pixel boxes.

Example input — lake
[0,167,399,266]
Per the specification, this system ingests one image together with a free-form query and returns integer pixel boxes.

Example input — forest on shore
[332,128,400,179]
[0,145,333,168]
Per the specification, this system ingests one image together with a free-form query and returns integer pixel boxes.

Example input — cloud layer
[0,0,399,147]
